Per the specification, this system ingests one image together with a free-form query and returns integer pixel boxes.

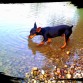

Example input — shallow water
[0,2,83,77]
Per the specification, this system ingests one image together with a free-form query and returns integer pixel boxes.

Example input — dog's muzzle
[29,34,36,39]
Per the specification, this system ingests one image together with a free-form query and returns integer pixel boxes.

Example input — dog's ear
[36,27,41,33]
[34,22,37,29]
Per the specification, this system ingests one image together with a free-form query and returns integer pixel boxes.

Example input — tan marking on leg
[61,34,67,49]
[61,42,66,49]
[29,34,36,39]
[37,41,44,46]
[47,38,52,44]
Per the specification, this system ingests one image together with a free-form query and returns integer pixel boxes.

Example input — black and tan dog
[29,22,73,49]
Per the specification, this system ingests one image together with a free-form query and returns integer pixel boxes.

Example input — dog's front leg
[37,35,48,46]
[36,41,45,46]
[47,38,52,44]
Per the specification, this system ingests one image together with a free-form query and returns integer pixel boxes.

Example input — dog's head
[29,22,41,39]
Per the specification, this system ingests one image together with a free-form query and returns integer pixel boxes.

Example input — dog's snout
[29,34,36,39]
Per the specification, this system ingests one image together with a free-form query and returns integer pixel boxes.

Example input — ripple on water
[0,26,45,77]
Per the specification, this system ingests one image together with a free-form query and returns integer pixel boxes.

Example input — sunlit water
[0,2,82,78]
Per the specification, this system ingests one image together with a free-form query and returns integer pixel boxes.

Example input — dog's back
[42,25,73,37]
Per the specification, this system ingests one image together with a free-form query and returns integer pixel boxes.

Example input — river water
[0,2,83,77]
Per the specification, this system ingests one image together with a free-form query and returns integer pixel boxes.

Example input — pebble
[66,51,70,55]
[25,65,83,82]
[25,49,83,83]
[66,71,71,79]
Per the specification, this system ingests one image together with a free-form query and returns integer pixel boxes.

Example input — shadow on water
[0,72,24,83]
[0,2,83,78]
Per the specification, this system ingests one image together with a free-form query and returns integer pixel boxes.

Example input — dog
[29,22,73,49]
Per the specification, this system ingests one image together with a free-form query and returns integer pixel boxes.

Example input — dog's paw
[36,42,44,47]
[60,46,66,49]
[36,44,43,47]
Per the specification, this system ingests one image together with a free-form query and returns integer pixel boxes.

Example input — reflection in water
[28,38,69,70]
[30,2,79,27]
[0,2,81,77]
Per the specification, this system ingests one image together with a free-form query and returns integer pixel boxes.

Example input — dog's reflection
[27,37,69,68]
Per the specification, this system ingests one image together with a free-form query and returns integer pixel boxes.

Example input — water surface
[0,2,83,77]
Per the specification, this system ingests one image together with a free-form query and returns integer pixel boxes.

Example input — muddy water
[0,3,83,77]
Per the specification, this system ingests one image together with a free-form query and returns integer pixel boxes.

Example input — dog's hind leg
[61,34,67,49]
[61,29,72,49]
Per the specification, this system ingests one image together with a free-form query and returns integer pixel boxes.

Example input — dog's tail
[70,25,73,29]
